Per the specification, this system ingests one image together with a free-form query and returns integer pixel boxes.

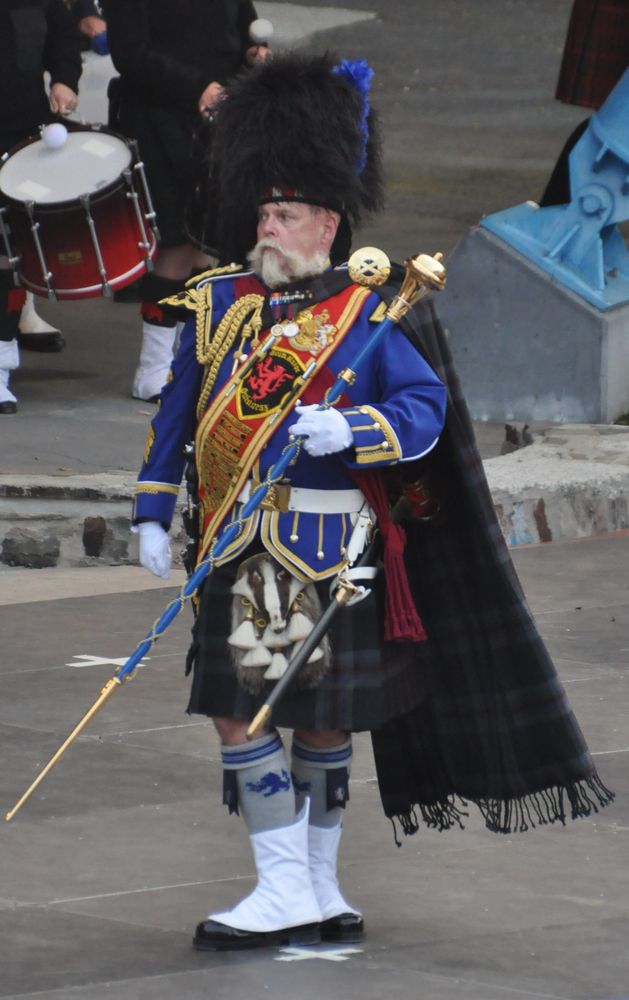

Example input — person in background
[71,0,108,54]
[104,0,270,403]
[540,0,629,206]
[0,0,82,413]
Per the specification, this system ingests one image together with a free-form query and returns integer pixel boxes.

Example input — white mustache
[256,237,288,254]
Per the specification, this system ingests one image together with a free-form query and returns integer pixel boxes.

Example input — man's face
[250,202,339,287]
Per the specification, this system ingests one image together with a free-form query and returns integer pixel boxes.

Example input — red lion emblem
[247,356,292,402]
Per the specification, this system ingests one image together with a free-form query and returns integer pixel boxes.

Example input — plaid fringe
[371,294,615,844]
[391,775,615,843]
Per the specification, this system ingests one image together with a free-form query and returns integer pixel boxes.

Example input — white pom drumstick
[249,17,273,44]
[41,123,68,149]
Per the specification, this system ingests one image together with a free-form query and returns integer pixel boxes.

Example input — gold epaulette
[185,263,243,288]
[157,264,245,367]
[158,263,243,312]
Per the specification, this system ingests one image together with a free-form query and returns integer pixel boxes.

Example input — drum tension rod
[25,200,55,300]
[123,169,152,263]
[0,207,21,268]
[80,194,112,297]
[130,141,160,243]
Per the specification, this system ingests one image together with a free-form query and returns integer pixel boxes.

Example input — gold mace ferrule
[386,252,446,323]
[5,676,122,822]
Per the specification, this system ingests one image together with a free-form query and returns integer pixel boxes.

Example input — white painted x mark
[275,945,362,963]
[65,654,150,669]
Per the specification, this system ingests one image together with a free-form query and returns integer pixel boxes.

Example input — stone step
[2,424,629,568]
[0,473,184,569]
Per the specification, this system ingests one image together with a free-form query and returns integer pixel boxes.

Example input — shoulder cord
[196,293,265,419]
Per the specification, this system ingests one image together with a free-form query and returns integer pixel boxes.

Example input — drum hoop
[1,174,131,213]
[0,124,138,210]
[2,122,135,159]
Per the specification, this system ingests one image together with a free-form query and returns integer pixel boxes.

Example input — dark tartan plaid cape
[370,278,614,838]
[555,0,629,109]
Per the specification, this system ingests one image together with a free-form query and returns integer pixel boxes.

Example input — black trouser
[0,270,23,342]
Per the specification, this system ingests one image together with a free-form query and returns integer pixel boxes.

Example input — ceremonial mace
[5,248,445,822]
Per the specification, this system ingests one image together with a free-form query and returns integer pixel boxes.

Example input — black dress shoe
[320,912,365,943]
[193,918,320,952]
[0,400,17,414]
[17,331,66,353]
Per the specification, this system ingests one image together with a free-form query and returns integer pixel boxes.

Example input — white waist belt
[238,481,366,515]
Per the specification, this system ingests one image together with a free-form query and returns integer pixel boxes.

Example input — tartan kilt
[556,0,629,108]
[185,544,428,732]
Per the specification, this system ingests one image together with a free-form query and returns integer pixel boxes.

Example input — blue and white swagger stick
[5,248,445,822]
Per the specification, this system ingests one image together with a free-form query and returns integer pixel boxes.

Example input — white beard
[248,238,328,288]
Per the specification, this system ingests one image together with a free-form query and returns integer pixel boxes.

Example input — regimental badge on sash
[288,308,337,355]
[237,347,307,419]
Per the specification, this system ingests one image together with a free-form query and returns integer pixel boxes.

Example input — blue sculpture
[482,67,629,310]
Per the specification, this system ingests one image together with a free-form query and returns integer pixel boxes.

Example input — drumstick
[249,18,274,45]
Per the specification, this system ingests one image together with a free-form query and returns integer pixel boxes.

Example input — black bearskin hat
[209,52,384,265]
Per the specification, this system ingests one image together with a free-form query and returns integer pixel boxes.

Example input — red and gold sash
[195,283,370,562]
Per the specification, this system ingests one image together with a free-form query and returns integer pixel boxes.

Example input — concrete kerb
[0,473,185,570]
[486,424,629,546]
[2,424,629,568]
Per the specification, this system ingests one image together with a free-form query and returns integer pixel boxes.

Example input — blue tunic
[134,269,447,580]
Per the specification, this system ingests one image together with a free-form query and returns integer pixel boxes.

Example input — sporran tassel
[286,610,313,642]
[264,652,289,680]
[242,642,273,668]
[228,619,258,650]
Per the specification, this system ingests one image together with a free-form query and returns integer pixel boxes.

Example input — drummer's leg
[0,259,22,414]
[132,243,210,402]
[18,292,65,354]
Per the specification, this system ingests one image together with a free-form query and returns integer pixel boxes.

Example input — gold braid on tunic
[196,294,265,419]
[158,264,264,421]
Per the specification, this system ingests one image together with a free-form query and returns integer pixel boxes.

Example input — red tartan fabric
[556,0,629,108]
[7,288,26,314]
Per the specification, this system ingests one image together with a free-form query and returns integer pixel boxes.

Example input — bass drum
[184,117,219,258]
[0,123,158,300]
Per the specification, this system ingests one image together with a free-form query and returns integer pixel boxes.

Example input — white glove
[288,404,353,457]
[137,521,172,579]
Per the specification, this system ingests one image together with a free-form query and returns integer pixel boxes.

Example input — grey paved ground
[1,533,627,999]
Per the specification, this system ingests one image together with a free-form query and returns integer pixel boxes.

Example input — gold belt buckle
[254,479,292,513]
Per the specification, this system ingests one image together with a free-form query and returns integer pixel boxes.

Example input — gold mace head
[406,252,446,292]
[387,251,446,322]
[346,246,446,321]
